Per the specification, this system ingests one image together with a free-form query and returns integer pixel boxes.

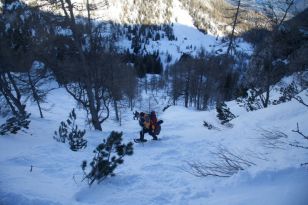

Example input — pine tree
[81,131,133,185]
[53,109,87,151]
[203,121,213,130]
[216,102,237,125]
[273,82,299,105]
[0,113,31,135]
[236,89,264,111]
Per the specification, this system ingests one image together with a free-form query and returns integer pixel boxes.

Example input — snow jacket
[139,113,151,129]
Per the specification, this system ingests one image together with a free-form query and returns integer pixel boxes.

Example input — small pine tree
[273,82,298,105]
[53,109,87,151]
[216,102,236,125]
[81,131,134,185]
[0,113,31,135]
[203,121,213,130]
[154,32,160,41]
[236,90,263,111]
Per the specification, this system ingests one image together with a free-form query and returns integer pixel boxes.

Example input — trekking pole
[148,97,151,113]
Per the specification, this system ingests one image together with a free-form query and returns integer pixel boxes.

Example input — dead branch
[293,96,308,107]
[184,146,256,178]
[292,123,308,140]
[258,128,288,149]
[289,143,308,149]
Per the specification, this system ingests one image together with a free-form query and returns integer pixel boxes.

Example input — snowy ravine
[0,85,308,205]
[115,0,253,65]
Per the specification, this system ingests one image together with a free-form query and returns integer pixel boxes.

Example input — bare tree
[44,0,110,130]
[247,0,295,108]
[0,0,35,117]
[0,72,26,116]
[17,62,54,118]
[122,65,138,111]
[226,0,242,56]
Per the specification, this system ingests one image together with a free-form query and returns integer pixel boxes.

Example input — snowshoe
[134,138,147,143]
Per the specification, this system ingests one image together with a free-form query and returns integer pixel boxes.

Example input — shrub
[203,121,213,130]
[236,89,263,111]
[0,113,31,135]
[81,131,133,185]
[53,109,87,151]
[273,82,299,105]
[216,102,236,125]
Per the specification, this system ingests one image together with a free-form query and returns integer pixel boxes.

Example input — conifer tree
[216,102,236,125]
[0,113,31,135]
[53,109,87,151]
[81,131,133,185]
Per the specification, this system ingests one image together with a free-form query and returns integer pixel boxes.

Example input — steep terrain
[23,0,252,65]
[0,74,307,205]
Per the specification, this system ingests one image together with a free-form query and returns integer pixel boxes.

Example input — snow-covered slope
[0,80,307,204]
[25,0,252,66]
[115,0,252,65]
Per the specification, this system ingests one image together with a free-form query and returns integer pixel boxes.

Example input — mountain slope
[25,0,252,65]
[0,75,307,205]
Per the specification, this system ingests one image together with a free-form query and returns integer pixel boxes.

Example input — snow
[114,0,253,68]
[55,27,73,36]
[1,1,307,203]
[26,0,253,68]
[0,78,308,204]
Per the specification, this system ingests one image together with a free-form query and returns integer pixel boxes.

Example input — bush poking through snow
[0,113,31,135]
[185,146,256,178]
[258,128,288,149]
[203,121,213,130]
[81,131,134,185]
[236,89,264,111]
[293,90,308,108]
[290,123,308,167]
[216,102,236,125]
[273,82,299,105]
[203,121,220,130]
[53,109,87,151]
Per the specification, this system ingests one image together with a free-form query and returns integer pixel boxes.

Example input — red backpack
[150,111,161,135]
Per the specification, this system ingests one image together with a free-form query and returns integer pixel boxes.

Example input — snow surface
[0,80,308,205]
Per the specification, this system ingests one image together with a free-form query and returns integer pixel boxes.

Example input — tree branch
[292,123,308,140]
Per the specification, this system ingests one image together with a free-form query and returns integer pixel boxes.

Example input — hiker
[137,111,163,142]
[133,111,140,120]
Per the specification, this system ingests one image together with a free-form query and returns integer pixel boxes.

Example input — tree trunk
[28,72,43,118]
[86,86,102,131]
[114,99,119,121]
[184,79,189,108]
[264,72,271,108]
[227,0,241,56]
[0,73,26,116]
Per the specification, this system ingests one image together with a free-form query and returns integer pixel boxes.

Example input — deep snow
[0,82,308,205]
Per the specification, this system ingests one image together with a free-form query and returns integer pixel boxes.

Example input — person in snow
[138,111,163,142]
[133,110,140,120]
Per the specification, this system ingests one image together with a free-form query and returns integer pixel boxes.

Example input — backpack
[142,114,151,129]
[153,124,161,135]
[150,112,162,135]
[150,111,158,125]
